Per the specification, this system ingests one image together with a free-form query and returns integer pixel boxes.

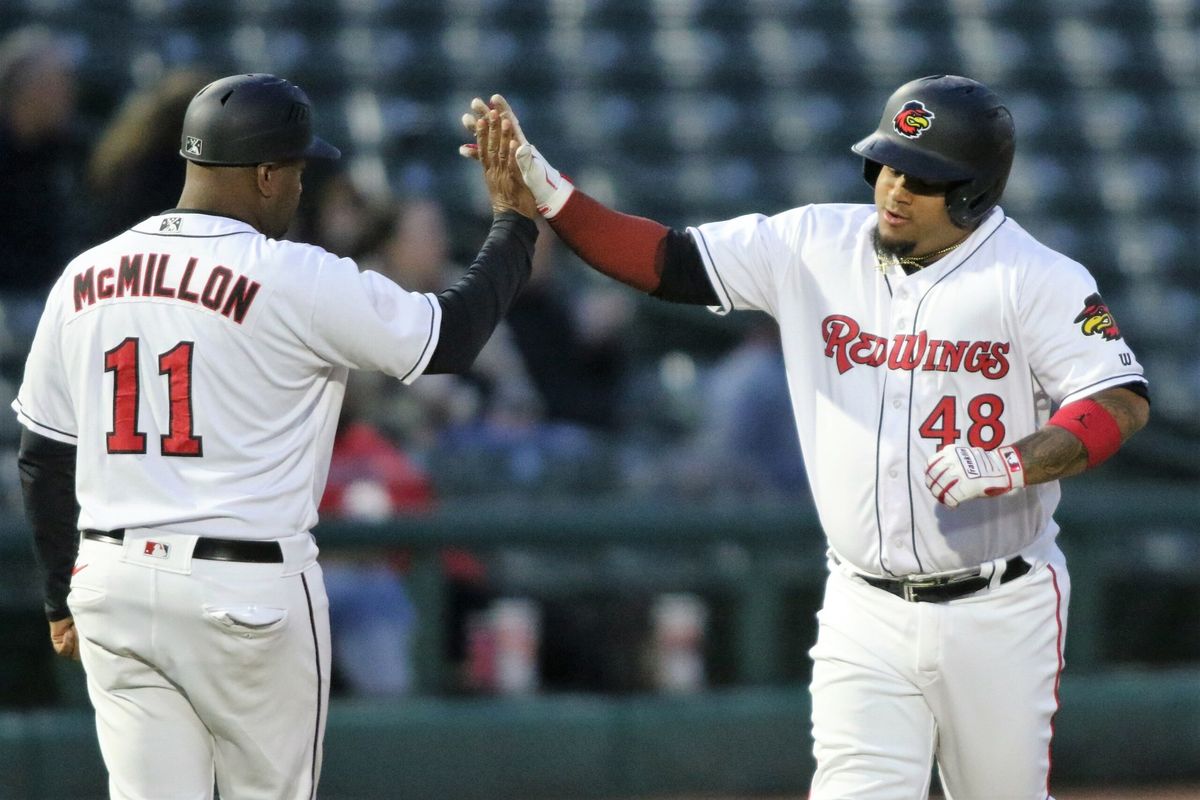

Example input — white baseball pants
[809,545,1069,800]
[68,531,330,800]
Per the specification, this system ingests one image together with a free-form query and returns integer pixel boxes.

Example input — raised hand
[459,94,574,218]
[471,105,538,219]
[459,94,529,159]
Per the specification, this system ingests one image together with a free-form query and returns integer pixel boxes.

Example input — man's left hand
[49,616,80,661]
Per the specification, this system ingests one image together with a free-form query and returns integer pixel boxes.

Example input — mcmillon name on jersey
[822,314,1011,379]
[72,253,261,323]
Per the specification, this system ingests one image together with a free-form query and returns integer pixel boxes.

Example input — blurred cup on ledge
[652,593,707,693]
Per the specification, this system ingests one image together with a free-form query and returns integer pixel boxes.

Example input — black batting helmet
[179,73,340,166]
[851,74,1014,228]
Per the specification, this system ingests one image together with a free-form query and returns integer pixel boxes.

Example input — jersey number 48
[918,394,1005,450]
[104,337,203,457]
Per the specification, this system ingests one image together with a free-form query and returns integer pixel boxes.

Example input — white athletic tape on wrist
[515,143,574,219]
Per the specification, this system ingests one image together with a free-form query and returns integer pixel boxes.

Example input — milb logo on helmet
[1074,292,1122,341]
[893,100,935,139]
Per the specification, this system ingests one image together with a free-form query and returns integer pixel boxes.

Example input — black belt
[860,556,1031,603]
[82,529,283,563]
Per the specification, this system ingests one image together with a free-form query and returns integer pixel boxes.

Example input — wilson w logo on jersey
[821,314,1011,379]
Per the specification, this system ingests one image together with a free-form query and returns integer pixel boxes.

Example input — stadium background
[0,0,1198,797]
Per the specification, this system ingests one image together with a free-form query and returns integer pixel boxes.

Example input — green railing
[1,476,1197,797]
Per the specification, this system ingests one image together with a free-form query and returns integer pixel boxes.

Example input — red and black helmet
[852,75,1015,228]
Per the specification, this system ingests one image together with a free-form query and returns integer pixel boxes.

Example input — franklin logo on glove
[926,445,1025,508]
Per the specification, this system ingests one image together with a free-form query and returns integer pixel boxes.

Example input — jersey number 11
[104,337,203,457]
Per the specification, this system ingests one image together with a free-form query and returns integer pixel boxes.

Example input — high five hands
[460,95,574,219]
[461,97,539,219]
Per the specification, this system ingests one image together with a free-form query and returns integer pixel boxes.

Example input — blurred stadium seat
[0,0,1194,498]
[0,12,1197,800]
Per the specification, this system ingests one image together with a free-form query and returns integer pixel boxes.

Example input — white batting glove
[460,94,574,219]
[513,143,574,219]
[925,445,1025,509]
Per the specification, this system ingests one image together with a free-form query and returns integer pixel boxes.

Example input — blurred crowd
[0,24,808,510]
[0,25,806,699]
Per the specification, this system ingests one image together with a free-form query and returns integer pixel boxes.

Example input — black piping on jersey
[903,212,1009,573]
[690,228,734,310]
[301,572,323,800]
[1063,373,1148,402]
[399,293,437,382]
[132,230,257,239]
[873,370,898,576]
[131,209,259,238]
[873,260,896,574]
[13,399,78,440]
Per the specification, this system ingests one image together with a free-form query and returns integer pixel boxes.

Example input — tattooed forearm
[1014,386,1149,487]
[1092,387,1150,439]
[1015,425,1088,485]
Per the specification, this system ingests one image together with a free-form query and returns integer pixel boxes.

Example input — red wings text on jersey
[821,313,1011,379]
[72,253,261,324]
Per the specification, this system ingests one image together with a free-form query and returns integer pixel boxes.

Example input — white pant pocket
[202,604,289,636]
[67,585,107,610]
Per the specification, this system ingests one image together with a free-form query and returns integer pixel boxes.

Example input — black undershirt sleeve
[18,428,80,621]
[650,228,719,306]
[1117,380,1150,404]
[424,211,538,374]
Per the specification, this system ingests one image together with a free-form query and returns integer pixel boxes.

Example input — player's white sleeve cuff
[687,226,734,316]
[1058,374,1147,408]
[12,399,78,445]
[399,293,442,384]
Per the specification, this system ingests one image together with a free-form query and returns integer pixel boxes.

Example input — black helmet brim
[302,136,341,161]
[851,133,974,184]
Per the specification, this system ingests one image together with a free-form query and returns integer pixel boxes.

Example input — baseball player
[463,76,1150,798]
[17,73,536,799]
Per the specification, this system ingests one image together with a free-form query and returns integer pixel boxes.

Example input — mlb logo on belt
[184,136,203,156]
[144,541,170,559]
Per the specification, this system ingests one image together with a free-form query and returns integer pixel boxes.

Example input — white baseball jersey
[690,204,1144,576]
[14,211,441,539]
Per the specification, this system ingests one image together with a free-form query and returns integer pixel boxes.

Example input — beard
[872,226,916,261]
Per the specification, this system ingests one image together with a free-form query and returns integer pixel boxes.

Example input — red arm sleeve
[547,190,669,293]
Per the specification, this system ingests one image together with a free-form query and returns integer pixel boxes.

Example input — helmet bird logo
[893,100,935,139]
[1073,293,1122,340]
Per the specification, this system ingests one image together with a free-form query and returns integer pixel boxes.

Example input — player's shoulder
[990,211,1094,279]
[779,202,871,234]
[761,202,871,227]
[258,236,341,269]
[730,202,872,243]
